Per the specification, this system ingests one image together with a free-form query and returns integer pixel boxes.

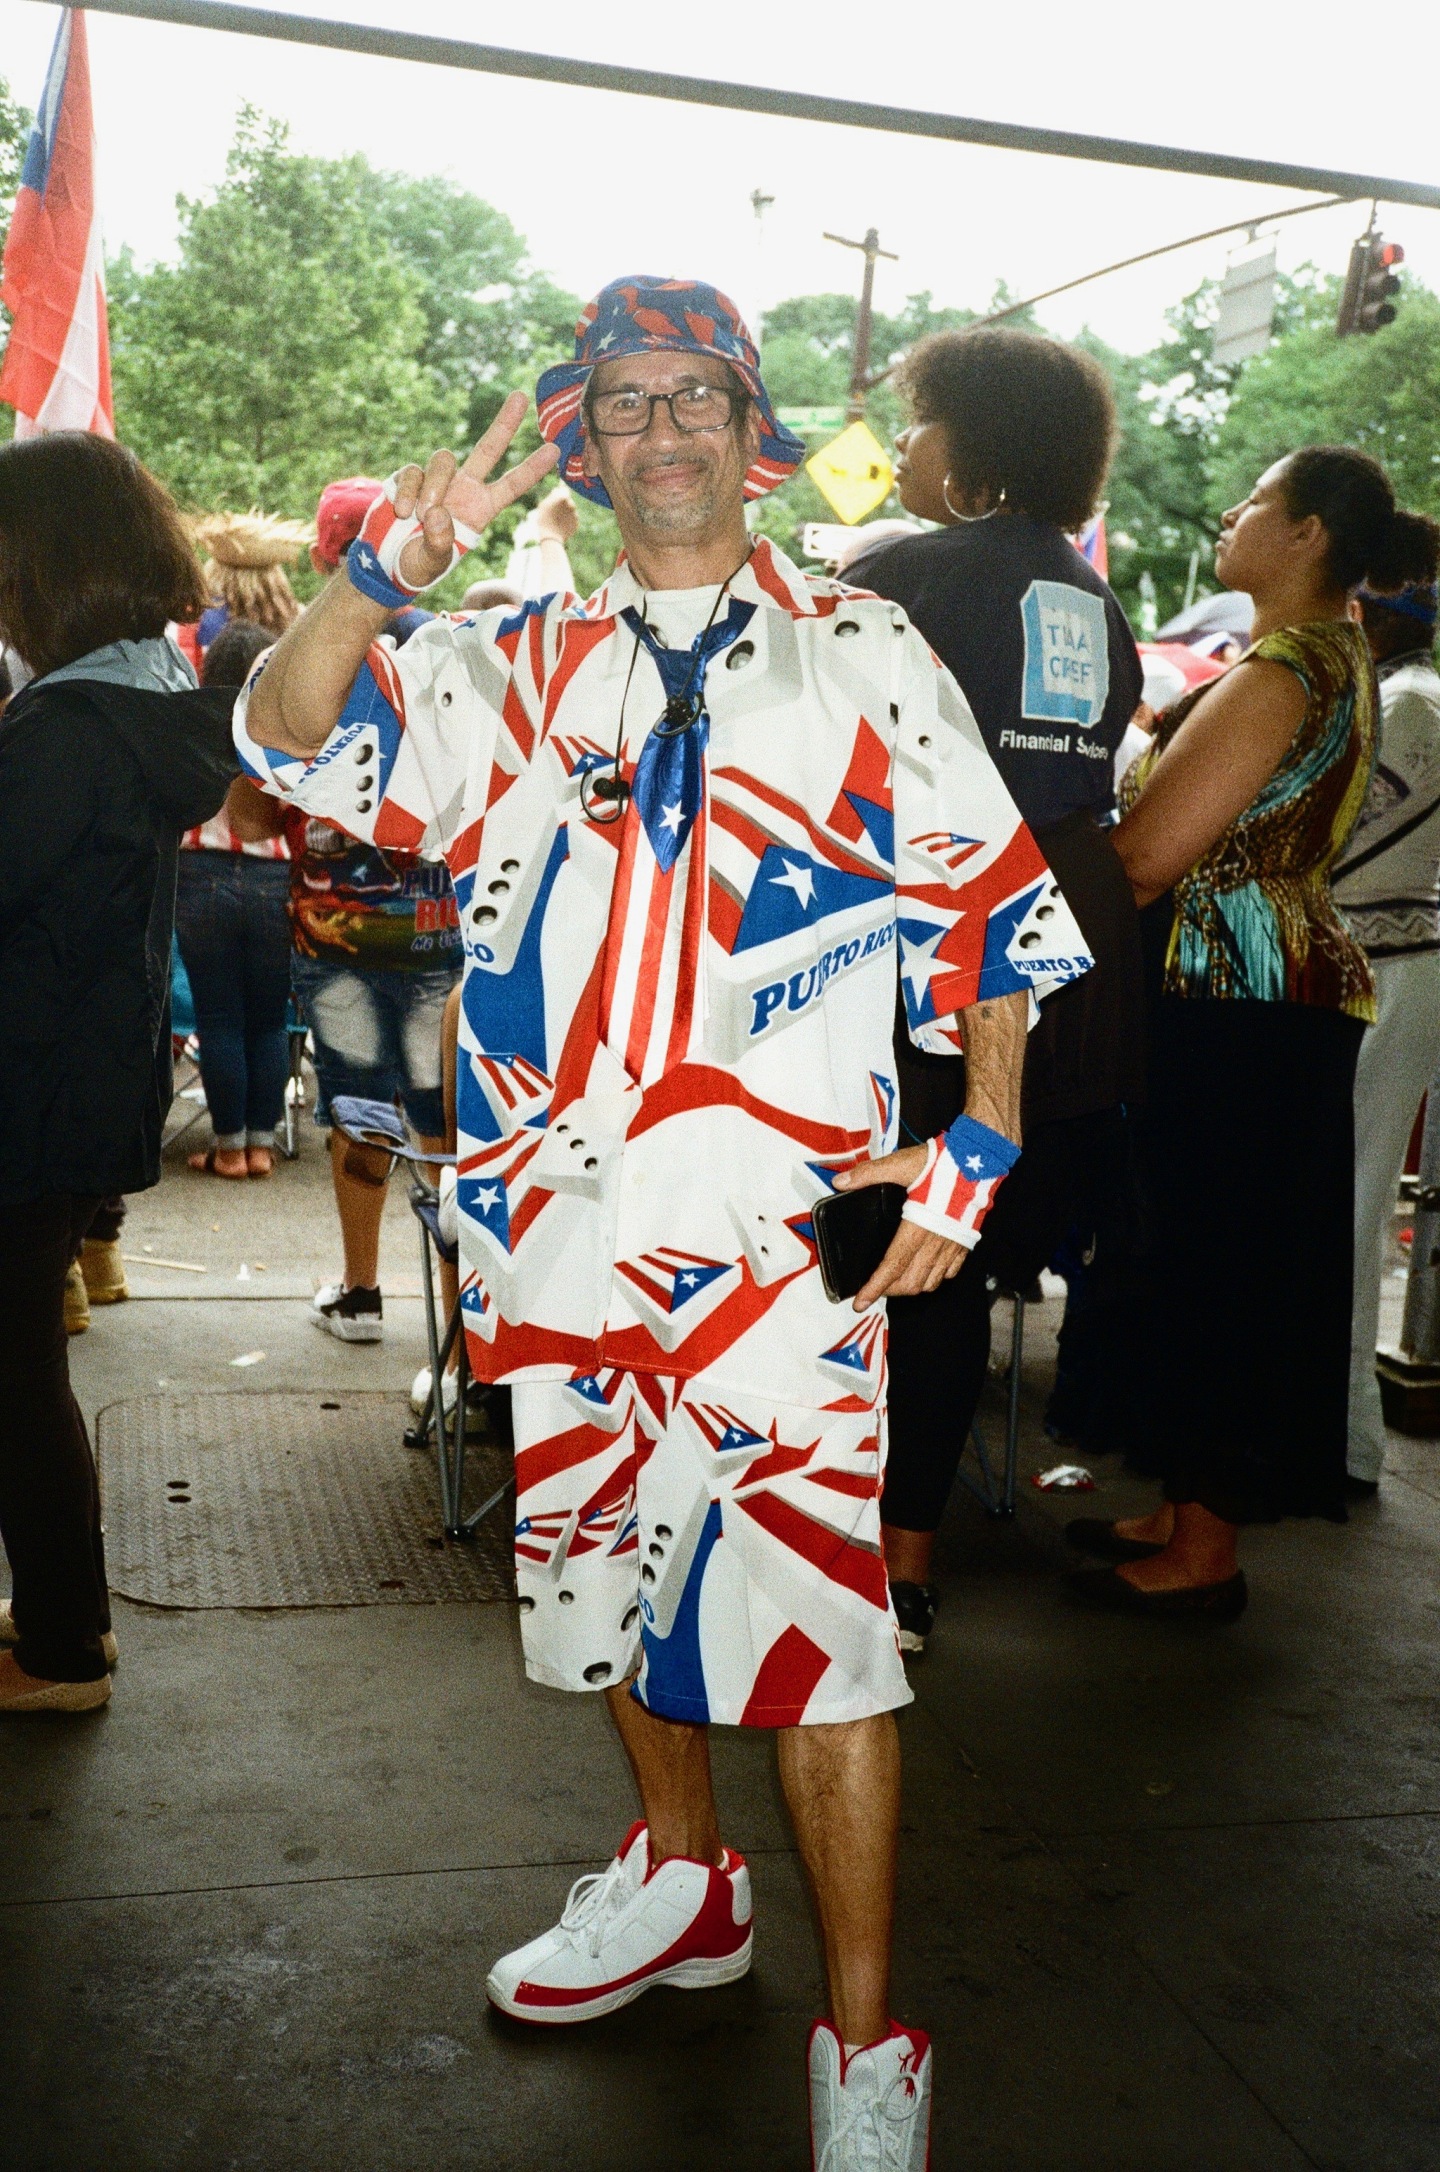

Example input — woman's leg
[396,967,464,1342]
[1122,1003,1364,1588]
[175,852,249,1173]
[237,859,297,1166]
[1348,952,1440,1482]
[881,1115,1117,1580]
[295,960,395,1292]
[882,1264,992,1586]
[0,1196,111,1684]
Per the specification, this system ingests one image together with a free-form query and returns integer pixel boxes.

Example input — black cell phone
[812,1184,907,1304]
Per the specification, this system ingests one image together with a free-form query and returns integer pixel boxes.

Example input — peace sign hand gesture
[390,391,561,592]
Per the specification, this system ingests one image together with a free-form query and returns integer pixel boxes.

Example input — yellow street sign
[804,421,894,525]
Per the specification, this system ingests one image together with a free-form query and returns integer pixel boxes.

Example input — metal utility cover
[97,1392,513,1608]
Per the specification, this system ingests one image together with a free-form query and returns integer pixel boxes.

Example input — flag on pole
[1073,509,1109,579]
[0,10,113,438]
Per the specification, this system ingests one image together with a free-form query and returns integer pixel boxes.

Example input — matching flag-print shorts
[510,1369,913,1728]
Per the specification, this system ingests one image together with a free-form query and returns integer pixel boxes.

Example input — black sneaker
[310,1281,383,1343]
[890,1580,940,1654]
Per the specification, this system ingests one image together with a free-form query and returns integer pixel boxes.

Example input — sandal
[246,1146,275,1179]
[1068,1566,1248,1620]
[187,1147,248,1180]
[1065,1517,1166,1563]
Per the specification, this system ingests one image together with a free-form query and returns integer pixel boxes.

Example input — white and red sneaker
[485,1821,752,2025]
[808,2020,932,2170]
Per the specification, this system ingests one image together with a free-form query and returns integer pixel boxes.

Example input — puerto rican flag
[598,707,713,1087]
[612,1246,741,1353]
[904,1113,1021,1249]
[471,1051,552,1137]
[1073,510,1109,578]
[598,599,755,1084]
[0,11,113,438]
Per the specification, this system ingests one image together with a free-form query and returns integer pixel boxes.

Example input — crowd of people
[1,271,1437,2169]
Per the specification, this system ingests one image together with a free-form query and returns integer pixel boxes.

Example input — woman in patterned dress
[1070,446,1437,1617]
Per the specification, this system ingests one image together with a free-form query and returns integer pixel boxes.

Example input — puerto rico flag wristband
[345,472,480,608]
[903,1113,1021,1249]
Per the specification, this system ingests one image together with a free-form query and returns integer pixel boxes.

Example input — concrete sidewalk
[2,1118,1439,2170]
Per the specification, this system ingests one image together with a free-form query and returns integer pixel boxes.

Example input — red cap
[313,476,383,570]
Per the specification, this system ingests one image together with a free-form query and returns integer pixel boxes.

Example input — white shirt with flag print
[235,539,1091,1411]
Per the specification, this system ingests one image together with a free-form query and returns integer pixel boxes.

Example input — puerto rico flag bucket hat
[535,274,806,510]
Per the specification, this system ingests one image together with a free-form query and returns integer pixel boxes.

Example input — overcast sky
[4,0,1440,357]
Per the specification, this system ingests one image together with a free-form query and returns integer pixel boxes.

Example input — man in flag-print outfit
[237,276,1092,2168]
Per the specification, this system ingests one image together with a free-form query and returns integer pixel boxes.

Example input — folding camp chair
[278,990,310,1161]
[166,937,210,1145]
[329,1095,512,1543]
[953,1279,1043,1519]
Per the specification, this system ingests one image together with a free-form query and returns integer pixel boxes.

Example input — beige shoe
[63,1259,90,1335]
[0,1601,117,1670]
[81,1237,129,1304]
[0,1650,111,1713]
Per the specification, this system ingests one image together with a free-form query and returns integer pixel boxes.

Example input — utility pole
[748,187,775,346]
[824,227,898,421]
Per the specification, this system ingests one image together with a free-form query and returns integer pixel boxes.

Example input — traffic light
[1337,232,1404,336]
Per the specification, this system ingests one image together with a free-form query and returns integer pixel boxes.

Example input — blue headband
[1358,581,1439,629]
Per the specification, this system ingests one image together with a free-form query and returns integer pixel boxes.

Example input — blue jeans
[291,955,457,1140]
[174,853,294,1147]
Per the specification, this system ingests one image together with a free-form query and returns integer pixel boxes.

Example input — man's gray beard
[630,472,721,537]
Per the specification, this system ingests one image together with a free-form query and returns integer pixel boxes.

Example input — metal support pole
[58,0,1440,212]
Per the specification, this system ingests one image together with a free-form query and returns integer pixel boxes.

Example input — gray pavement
[2,1106,1439,2169]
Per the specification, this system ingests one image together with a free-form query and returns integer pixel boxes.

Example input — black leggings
[883,1111,1130,1534]
[0,1195,111,1681]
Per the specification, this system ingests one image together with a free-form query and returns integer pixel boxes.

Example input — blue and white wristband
[345,537,414,611]
[344,472,481,610]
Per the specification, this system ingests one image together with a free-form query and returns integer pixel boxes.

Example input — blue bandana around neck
[619,597,755,871]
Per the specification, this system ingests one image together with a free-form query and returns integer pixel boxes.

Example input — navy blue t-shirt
[849,514,1143,833]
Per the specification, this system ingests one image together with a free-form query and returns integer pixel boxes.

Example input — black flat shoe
[1064,1516,1166,1563]
[1344,1474,1380,1501]
[1068,1566,1248,1621]
[889,1580,940,1655]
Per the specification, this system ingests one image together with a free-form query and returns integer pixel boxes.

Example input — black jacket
[0,676,238,1203]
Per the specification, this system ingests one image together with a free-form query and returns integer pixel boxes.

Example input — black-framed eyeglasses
[588,384,742,437]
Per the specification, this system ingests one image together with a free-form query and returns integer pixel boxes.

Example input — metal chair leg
[1003,1296,1024,1516]
[450,1328,469,1522]
[955,1291,1022,1519]
[280,1032,306,1160]
[416,1218,455,1529]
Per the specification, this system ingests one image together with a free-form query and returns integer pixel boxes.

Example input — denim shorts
[291,956,458,1142]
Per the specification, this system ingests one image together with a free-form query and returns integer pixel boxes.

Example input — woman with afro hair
[848,327,1146,1653]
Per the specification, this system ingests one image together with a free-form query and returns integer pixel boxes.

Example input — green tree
[753,288,1009,564]
[108,110,584,593]
[351,165,578,443]
[0,73,34,443]
[110,110,452,525]
[1211,284,1440,520]
[1082,278,1248,627]
[0,72,30,254]
[1096,263,1440,625]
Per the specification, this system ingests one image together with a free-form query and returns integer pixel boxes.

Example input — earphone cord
[604,576,732,793]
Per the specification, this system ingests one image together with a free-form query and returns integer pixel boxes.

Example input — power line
[977,193,1353,328]
[57,0,1440,213]
[856,196,1356,391]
